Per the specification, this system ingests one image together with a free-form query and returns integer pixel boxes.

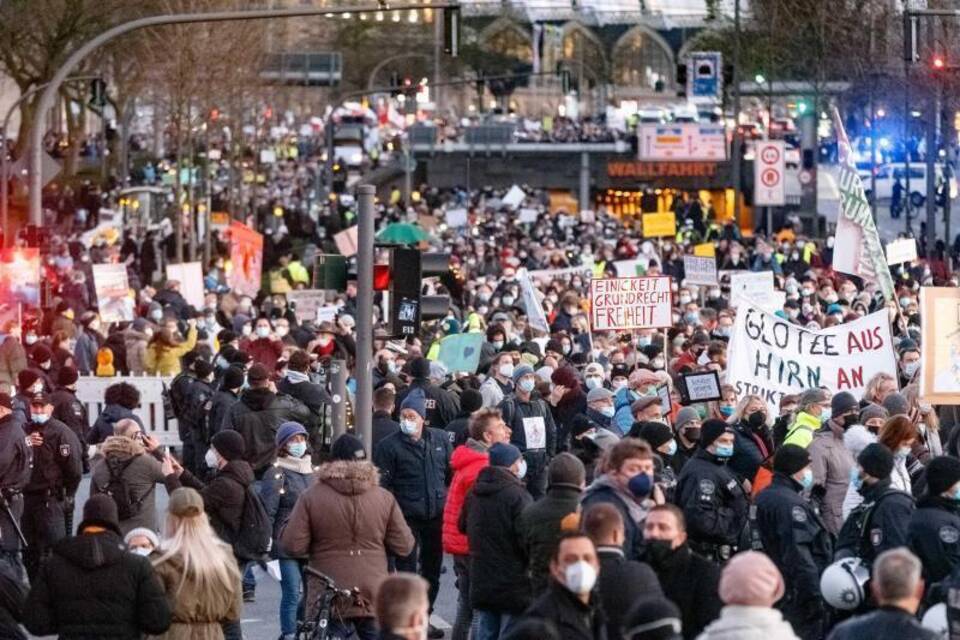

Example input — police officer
[674,419,749,562]
[499,364,556,499]
[49,366,90,472]
[836,443,915,567]
[21,393,82,580]
[908,455,960,586]
[181,359,216,475]
[0,392,31,580]
[169,351,202,474]
[755,444,833,640]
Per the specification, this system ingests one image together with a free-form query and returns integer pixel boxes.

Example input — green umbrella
[376,222,430,245]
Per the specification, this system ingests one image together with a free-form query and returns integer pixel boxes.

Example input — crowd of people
[0,158,958,640]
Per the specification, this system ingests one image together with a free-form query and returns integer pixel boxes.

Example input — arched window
[612,26,674,89]
[483,21,532,62]
[561,23,607,83]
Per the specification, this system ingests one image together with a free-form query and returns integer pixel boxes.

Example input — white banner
[683,255,718,286]
[519,268,550,335]
[590,276,672,331]
[728,302,897,414]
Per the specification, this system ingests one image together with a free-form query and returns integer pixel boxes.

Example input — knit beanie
[459,389,484,415]
[718,551,785,607]
[773,444,811,476]
[926,456,960,496]
[331,433,366,461]
[548,452,586,489]
[211,430,245,462]
[124,527,160,548]
[400,388,427,419]
[17,369,39,392]
[637,422,673,449]
[57,365,79,387]
[699,419,730,448]
[857,443,894,480]
[882,392,909,417]
[831,391,859,417]
[674,406,700,430]
[78,494,122,536]
[222,366,246,391]
[859,403,889,425]
[512,364,535,384]
[409,357,431,379]
[489,443,522,467]
[622,596,682,640]
[275,421,308,448]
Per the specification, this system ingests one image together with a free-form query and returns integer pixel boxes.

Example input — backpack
[101,457,150,520]
[232,484,272,561]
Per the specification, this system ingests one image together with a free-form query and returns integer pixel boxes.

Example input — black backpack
[101,457,150,520]
[232,485,272,561]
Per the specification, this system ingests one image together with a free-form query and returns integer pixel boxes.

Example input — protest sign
[886,238,918,266]
[228,221,264,298]
[729,271,777,309]
[680,371,722,404]
[613,259,648,277]
[334,226,359,257]
[0,249,39,306]
[728,302,896,414]
[165,262,204,309]
[518,208,540,224]
[436,333,484,373]
[682,255,718,286]
[93,263,134,323]
[286,290,327,324]
[642,212,677,238]
[501,185,525,209]
[519,269,550,334]
[316,305,338,324]
[693,242,716,258]
[590,276,672,331]
[920,287,960,403]
[445,208,468,228]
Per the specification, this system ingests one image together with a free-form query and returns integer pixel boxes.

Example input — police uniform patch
[870,528,883,546]
[424,398,437,410]
[940,525,960,544]
[725,479,738,491]
[59,443,71,457]
[792,506,808,523]
[699,479,716,494]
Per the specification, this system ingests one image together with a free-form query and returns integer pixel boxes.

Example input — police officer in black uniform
[0,392,31,580]
[49,366,90,472]
[674,419,749,562]
[21,393,82,580]
[755,444,834,640]
[169,351,202,474]
[836,443,915,567]
[908,455,960,586]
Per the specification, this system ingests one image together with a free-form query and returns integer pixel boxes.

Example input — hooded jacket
[88,404,145,446]
[165,460,255,545]
[696,605,800,640]
[221,387,314,477]
[23,531,171,639]
[442,440,489,556]
[280,460,414,619]
[91,436,167,534]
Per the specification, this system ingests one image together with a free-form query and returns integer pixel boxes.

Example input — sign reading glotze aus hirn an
[590,276,673,331]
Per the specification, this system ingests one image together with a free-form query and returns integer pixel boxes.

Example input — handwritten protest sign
[729,271,779,310]
[886,238,918,266]
[590,276,672,331]
[728,301,896,414]
[683,255,718,286]
[93,263,135,323]
[693,242,716,257]
[920,287,960,403]
[286,290,327,324]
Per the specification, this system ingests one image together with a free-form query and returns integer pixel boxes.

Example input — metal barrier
[76,376,181,447]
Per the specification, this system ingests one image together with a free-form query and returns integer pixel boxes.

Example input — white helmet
[820,557,870,610]
[921,603,948,637]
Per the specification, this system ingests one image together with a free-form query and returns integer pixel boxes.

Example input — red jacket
[442,443,488,555]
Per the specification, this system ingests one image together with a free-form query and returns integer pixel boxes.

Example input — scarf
[276,455,315,475]
[286,370,310,384]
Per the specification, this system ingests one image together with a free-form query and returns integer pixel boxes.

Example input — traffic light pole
[355,184,376,456]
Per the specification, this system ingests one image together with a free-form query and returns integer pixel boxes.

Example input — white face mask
[516,458,528,480]
[130,546,153,557]
[204,448,220,469]
[499,363,514,378]
[400,419,419,435]
[563,560,597,595]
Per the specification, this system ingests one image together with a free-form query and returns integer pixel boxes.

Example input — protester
[808,391,858,534]
[375,573,432,640]
[622,597,683,640]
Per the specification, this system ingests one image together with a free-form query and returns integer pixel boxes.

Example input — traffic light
[932,54,946,71]
[443,6,460,57]
[676,62,688,97]
[387,248,450,337]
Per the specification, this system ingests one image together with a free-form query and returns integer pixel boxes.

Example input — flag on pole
[831,108,895,299]
[519,268,550,334]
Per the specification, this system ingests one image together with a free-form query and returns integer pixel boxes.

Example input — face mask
[719,405,734,417]
[275,327,289,338]
[499,363,515,378]
[562,344,572,355]
[747,410,766,429]
[951,485,960,502]
[516,458,528,480]
[150,310,163,321]
[799,468,814,490]
[502,296,515,306]
[387,360,399,374]
[31,413,49,424]
[903,360,920,378]
[287,442,307,458]
[801,288,814,297]
[612,379,627,390]
[897,445,911,458]
[24,335,37,345]
[492,340,504,350]
[585,376,603,390]
[400,419,419,435]
[600,405,615,418]
[662,440,678,456]
[820,408,832,423]
[563,561,597,595]
[39,361,50,370]
[256,327,271,338]
[684,312,699,325]
[637,336,652,347]
[518,377,536,394]
[651,357,665,370]
[317,336,332,347]
[679,295,692,305]
[130,546,153,557]
[842,414,858,429]
[628,473,653,498]
[713,443,734,458]
[31,383,43,395]
[683,426,701,443]
[644,539,675,566]
[204,448,220,469]
[899,297,912,309]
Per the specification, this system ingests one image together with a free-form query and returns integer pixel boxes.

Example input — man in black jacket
[375,388,452,638]
[395,357,460,430]
[462,443,533,639]
[0,393,31,581]
[445,389,483,447]
[500,364,557,499]
[49,366,89,471]
[642,504,722,640]
[23,494,171,639]
[522,532,608,640]
[221,363,314,479]
[276,350,330,453]
[180,359,216,475]
[208,365,243,438]
[372,385,400,449]
[908,455,960,586]
[583,503,663,640]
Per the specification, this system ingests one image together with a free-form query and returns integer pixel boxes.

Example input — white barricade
[76,376,182,447]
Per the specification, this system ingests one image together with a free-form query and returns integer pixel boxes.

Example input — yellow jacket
[783,411,820,449]
[144,327,198,376]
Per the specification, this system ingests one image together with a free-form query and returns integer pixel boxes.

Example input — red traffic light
[933,56,945,69]
[373,264,391,291]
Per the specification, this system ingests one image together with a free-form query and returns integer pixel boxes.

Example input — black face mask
[644,539,676,567]
[747,411,766,430]
[842,414,859,430]
[682,427,701,443]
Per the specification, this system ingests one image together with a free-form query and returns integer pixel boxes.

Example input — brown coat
[280,460,414,619]
[144,551,242,640]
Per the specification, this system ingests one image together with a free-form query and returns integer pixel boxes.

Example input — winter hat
[545,338,564,355]
[610,363,631,380]
[622,596,682,640]
[773,444,811,476]
[247,363,270,385]
[699,418,731,447]
[168,487,204,518]
[512,364,535,384]
[193,359,214,380]
[78,494,122,536]
[586,387,614,404]
[331,433,366,461]
[719,551,785,607]
[399,388,427,419]
[797,388,828,410]
[222,366,246,391]
[882,392,909,417]
[859,403,889,425]
[57,365,79,387]
[674,406,700,430]
[630,368,661,389]
[548,452,586,489]
[211,429,245,462]
[925,456,960,496]
[275,421,308,448]
[124,527,160,548]
[551,366,580,390]
[17,369,39,392]
[831,391,859,417]
[584,362,605,378]
[637,422,673,449]
[31,344,51,364]
[409,357,431,380]
[131,317,149,332]
[858,443,894,480]
[488,443,522,468]
[631,396,660,415]
[459,389,484,415]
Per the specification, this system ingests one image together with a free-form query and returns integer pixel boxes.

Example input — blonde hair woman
[902,383,943,462]
[147,487,242,640]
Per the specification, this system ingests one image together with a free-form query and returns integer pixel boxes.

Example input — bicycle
[296,566,362,640]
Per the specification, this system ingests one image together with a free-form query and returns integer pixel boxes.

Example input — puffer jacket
[23,530,171,639]
[144,327,198,376]
[90,436,167,534]
[260,454,315,559]
[807,424,854,535]
[123,329,150,376]
[280,460,415,619]
[442,440,489,556]
[165,460,255,545]
[695,606,799,640]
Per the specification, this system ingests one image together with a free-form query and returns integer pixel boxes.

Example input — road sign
[688,51,723,102]
[638,124,727,161]
[754,140,786,206]
[10,151,61,188]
